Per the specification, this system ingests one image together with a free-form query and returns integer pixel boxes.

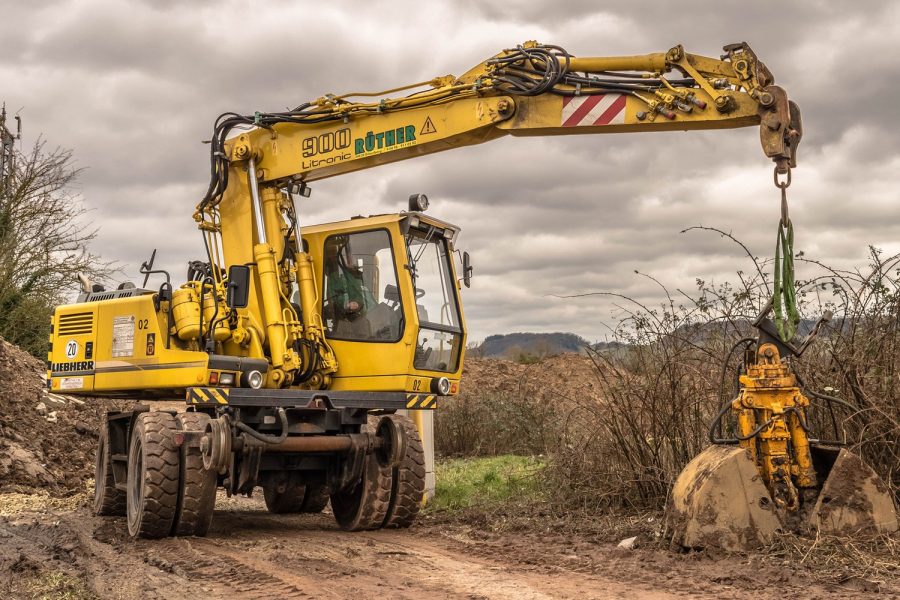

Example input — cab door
[309,223,418,391]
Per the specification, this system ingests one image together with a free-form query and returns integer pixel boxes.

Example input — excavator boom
[203,42,799,194]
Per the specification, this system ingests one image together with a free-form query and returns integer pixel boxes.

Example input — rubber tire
[382,415,426,528]
[300,482,330,513]
[263,472,307,514]
[172,412,217,537]
[93,423,125,516]
[126,412,180,539]
[331,418,392,531]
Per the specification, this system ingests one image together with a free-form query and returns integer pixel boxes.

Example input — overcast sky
[2,0,898,343]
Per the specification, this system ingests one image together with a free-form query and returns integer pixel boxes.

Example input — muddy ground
[1,338,898,599]
[1,489,896,600]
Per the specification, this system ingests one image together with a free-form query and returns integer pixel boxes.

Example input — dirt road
[1,492,893,600]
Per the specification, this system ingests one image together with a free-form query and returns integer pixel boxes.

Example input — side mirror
[462,251,473,288]
[226,265,251,308]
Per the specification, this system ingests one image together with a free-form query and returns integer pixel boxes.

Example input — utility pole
[0,103,22,198]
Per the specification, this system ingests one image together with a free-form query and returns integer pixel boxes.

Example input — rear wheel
[382,415,426,528]
[93,423,125,516]
[263,473,330,514]
[300,482,330,513]
[126,412,180,539]
[172,412,217,537]
[263,472,307,514]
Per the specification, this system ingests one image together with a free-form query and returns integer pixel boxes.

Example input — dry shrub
[435,355,601,457]
[545,278,760,510]
[796,247,900,496]
[434,387,558,457]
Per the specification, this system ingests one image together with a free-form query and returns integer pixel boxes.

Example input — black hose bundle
[199,104,345,210]
[488,44,571,96]
[293,338,321,384]
[187,260,212,282]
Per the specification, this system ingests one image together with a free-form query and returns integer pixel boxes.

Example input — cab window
[405,226,463,372]
[322,230,403,342]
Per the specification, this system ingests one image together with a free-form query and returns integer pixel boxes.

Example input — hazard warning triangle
[420,117,437,135]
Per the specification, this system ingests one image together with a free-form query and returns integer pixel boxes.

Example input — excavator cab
[301,208,466,397]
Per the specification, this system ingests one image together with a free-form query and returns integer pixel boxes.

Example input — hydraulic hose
[235,407,289,445]
[708,397,740,445]
[709,337,756,443]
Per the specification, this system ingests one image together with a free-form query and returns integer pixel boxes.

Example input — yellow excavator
[47,41,897,544]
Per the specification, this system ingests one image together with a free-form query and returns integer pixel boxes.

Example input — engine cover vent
[58,312,94,336]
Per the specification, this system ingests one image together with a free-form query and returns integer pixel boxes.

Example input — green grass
[431,454,545,512]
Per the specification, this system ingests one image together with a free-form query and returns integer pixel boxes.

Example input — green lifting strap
[773,219,800,342]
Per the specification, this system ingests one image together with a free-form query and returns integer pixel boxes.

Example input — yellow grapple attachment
[669,309,899,551]
[670,444,898,551]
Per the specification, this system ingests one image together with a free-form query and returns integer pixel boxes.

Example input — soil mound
[459,354,603,402]
[0,338,120,496]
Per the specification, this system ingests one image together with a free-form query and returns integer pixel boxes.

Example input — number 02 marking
[412,379,422,391]
[138,319,149,330]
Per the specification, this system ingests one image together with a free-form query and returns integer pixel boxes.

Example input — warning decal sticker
[60,377,84,390]
[420,116,437,135]
[561,94,626,127]
[112,315,135,358]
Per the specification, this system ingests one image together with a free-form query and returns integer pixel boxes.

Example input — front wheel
[381,415,426,528]
[262,472,307,514]
[300,482,330,513]
[126,412,180,539]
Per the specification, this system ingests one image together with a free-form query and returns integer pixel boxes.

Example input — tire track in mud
[145,507,643,600]
[348,532,585,600]
[352,531,679,600]
[151,537,333,599]
[194,510,666,600]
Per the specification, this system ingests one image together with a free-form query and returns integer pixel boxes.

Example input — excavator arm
[202,41,800,194]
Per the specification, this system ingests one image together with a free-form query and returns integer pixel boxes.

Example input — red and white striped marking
[561,94,626,127]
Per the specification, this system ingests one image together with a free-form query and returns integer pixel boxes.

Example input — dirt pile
[459,354,602,402]
[0,337,120,496]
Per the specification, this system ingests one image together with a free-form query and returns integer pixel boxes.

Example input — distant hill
[672,317,826,344]
[472,317,827,363]
[474,332,620,359]
[478,332,587,358]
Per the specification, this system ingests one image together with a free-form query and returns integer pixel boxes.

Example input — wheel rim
[127,435,143,531]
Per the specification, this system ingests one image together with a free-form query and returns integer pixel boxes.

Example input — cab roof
[300,212,460,240]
